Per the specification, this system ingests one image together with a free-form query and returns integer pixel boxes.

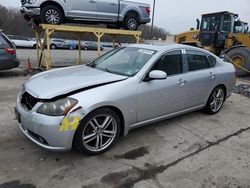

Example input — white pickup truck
[20,0,151,30]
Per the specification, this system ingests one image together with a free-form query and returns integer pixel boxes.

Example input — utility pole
[150,0,156,39]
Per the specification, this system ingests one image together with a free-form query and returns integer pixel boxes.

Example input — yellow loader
[175,11,250,76]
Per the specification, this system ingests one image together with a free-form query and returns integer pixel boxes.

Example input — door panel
[183,69,216,108]
[96,0,119,21]
[137,76,186,122]
[137,50,186,122]
[67,0,97,19]
[184,50,216,108]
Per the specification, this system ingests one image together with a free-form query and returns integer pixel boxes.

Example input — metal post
[35,31,40,66]
[150,0,156,39]
[76,33,82,64]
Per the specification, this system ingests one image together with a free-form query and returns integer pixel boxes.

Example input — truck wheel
[124,15,139,30]
[226,47,250,77]
[41,5,64,25]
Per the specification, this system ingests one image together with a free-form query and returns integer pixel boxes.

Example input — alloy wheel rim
[82,114,117,152]
[45,9,60,24]
[210,88,224,112]
[127,18,137,30]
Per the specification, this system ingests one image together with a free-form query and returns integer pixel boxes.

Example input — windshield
[88,47,156,76]
[201,15,220,31]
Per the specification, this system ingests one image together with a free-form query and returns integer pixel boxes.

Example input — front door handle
[111,2,117,5]
[89,0,96,3]
[209,72,216,79]
[177,79,187,86]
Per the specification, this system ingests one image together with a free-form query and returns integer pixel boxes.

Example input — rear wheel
[203,86,225,114]
[124,15,139,30]
[74,108,121,155]
[225,47,250,77]
[41,5,64,25]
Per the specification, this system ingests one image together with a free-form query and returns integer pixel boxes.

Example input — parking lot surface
[17,49,112,68]
[0,68,250,188]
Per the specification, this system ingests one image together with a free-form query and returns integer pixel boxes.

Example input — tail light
[4,48,16,55]
[146,6,150,15]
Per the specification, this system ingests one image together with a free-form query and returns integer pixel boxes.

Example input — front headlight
[37,98,78,116]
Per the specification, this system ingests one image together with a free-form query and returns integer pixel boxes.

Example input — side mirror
[148,70,167,80]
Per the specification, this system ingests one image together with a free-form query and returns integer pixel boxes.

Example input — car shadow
[0,68,25,78]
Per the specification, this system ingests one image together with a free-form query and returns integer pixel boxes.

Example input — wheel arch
[40,1,65,18]
[124,10,141,22]
[79,105,125,137]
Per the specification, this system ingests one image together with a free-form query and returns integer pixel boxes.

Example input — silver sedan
[15,44,236,155]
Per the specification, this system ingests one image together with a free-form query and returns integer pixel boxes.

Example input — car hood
[24,65,127,99]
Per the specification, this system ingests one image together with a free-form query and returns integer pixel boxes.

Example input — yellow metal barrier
[34,24,142,69]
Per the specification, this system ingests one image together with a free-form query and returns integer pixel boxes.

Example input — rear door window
[208,55,217,67]
[186,50,211,71]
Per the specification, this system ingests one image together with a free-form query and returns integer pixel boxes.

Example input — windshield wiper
[105,68,128,76]
[86,62,96,68]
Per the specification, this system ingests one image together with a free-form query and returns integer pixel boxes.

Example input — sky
[1,0,250,34]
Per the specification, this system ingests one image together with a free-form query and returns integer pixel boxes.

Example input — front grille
[21,92,38,110]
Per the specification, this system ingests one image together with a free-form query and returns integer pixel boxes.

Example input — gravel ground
[16,48,113,68]
[235,83,250,98]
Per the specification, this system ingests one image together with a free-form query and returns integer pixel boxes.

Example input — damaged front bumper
[20,6,40,20]
[15,96,84,151]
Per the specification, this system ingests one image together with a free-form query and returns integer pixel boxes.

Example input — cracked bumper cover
[15,97,77,151]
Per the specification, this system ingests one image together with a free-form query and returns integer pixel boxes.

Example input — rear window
[208,55,217,67]
[186,50,211,71]
[0,33,14,48]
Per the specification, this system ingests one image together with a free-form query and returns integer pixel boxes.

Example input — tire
[124,15,139,30]
[203,86,225,114]
[83,46,88,51]
[50,44,56,50]
[33,44,37,49]
[225,47,250,77]
[41,5,64,25]
[74,108,121,155]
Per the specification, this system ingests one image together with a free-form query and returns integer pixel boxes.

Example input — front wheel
[124,16,139,30]
[74,108,121,155]
[41,5,64,25]
[203,86,225,114]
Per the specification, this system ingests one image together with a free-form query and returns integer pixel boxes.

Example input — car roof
[127,43,208,53]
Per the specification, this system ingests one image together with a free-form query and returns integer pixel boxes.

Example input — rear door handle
[111,2,117,5]
[89,0,96,3]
